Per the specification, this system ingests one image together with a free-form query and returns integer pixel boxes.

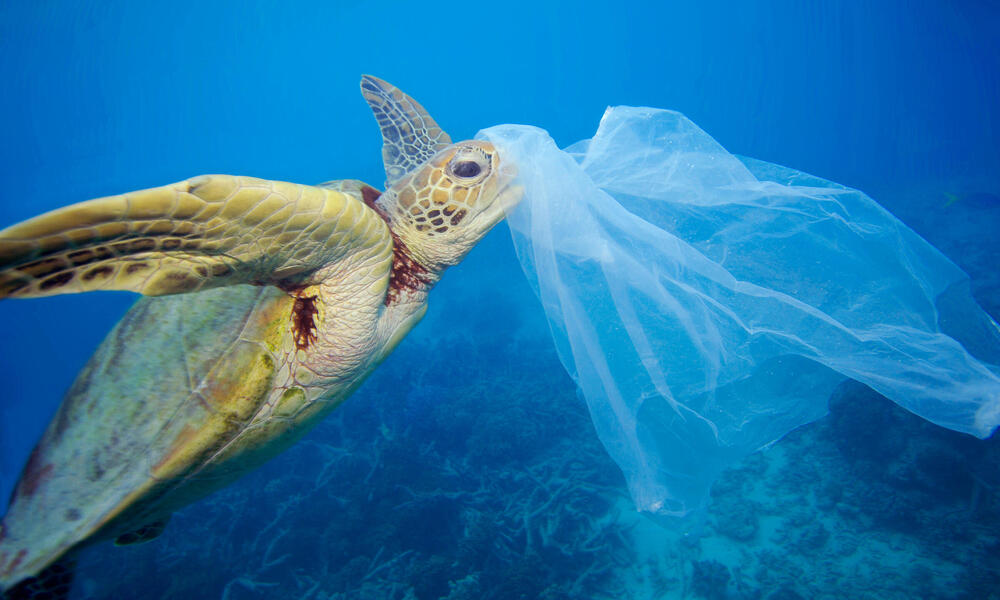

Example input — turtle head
[361,75,522,273]
[380,140,520,270]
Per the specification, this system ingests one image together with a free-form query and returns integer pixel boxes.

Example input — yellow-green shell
[0,181,401,586]
[0,75,517,592]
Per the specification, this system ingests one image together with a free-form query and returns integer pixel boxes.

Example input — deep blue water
[0,2,998,598]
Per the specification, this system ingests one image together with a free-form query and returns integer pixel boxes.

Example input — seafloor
[59,188,1000,600]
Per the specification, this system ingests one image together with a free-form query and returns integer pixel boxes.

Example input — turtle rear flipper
[0,175,391,299]
[1,556,75,600]
[114,516,170,546]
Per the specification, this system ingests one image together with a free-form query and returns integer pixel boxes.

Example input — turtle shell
[0,284,295,587]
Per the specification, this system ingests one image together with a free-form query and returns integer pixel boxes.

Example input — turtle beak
[489,158,522,218]
[497,183,525,217]
[473,182,522,233]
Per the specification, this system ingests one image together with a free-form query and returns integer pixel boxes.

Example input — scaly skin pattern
[0,181,403,588]
[0,175,384,299]
[359,76,452,186]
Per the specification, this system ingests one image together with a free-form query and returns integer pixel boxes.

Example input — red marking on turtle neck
[360,185,433,306]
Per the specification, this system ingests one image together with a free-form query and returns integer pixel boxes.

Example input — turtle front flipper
[361,75,452,187]
[0,175,392,299]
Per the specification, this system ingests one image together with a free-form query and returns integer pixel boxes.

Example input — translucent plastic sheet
[477,107,1000,516]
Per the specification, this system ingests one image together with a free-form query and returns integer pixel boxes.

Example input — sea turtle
[0,76,521,598]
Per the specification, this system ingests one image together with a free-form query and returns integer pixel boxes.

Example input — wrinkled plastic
[477,107,1000,516]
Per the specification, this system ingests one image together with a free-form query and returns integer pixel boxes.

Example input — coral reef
[63,267,1000,600]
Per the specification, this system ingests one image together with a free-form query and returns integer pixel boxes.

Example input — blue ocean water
[0,1,998,598]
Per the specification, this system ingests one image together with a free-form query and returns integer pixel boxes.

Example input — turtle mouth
[465,182,522,238]
[495,183,525,217]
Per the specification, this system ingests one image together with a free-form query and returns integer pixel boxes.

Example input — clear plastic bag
[478,107,1000,516]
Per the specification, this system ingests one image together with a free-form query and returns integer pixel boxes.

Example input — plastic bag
[477,107,1000,516]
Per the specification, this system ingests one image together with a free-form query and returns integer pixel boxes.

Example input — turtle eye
[447,147,491,182]
[452,161,481,178]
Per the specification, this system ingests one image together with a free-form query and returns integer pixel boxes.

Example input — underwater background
[1,1,998,598]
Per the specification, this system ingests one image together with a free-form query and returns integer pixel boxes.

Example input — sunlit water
[1,2,997,598]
